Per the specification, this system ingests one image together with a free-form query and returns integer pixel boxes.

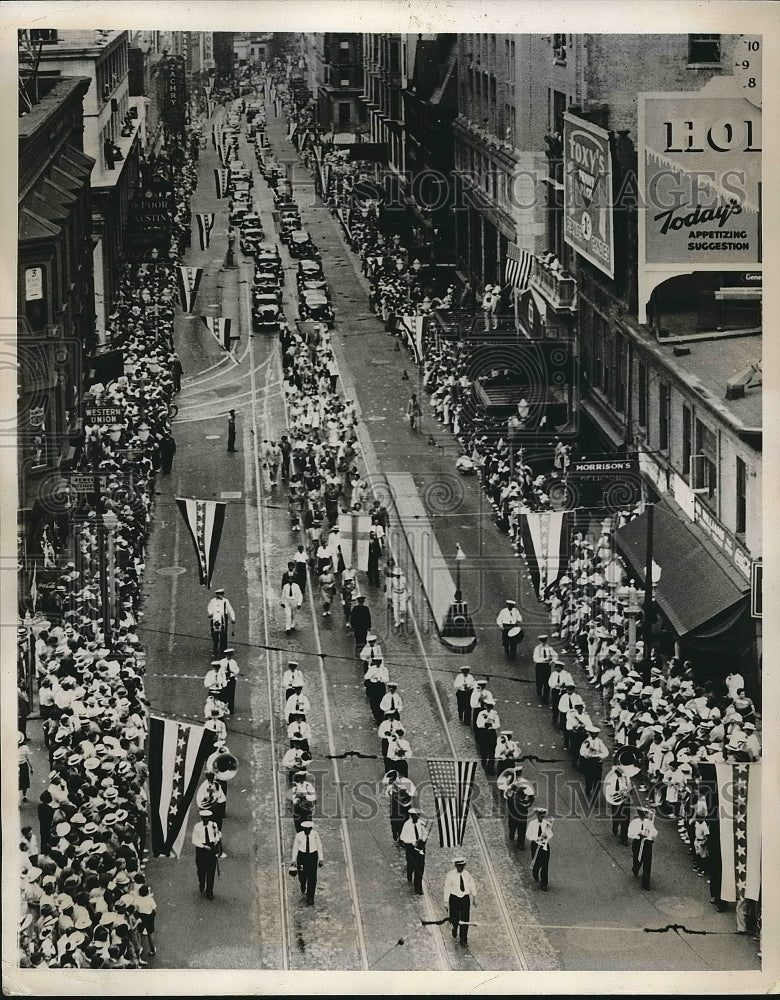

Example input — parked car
[229,202,249,227]
[232,180,253,204]
[280,216,302,245]
[240,226,266,255]
[252,293,284,332]
[298,277,329,296]
[274,183,293,206]
[288,230,319,260]
[241,212,263,230]
[253,271,283,298]
[296,259,325,285]
[298,289,334,327]
[254,246,284,283]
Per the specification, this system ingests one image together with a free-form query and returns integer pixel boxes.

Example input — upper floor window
[553,33,567,64]
[688,34,720,64]
[29,29,58,43]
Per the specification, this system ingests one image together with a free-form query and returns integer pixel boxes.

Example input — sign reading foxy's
[638,80,762,322]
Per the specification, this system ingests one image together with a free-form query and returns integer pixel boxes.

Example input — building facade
[35,30,142,344]
[315,33,365,134]
[18,75,94,576]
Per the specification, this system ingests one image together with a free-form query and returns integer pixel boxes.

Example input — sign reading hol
[638,86,762,321]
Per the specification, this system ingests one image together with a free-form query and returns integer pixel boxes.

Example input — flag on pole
[698,762,761,903]
[520,511,569,599]
[201,316,233,351]
[504,243,534,292]
[427,759,478,848]
[214,167,231,198]
[30,562,38,612]
[195,213,216,251]
[176,266,203,313]
[175,497,227,587]
[147,716,216,858]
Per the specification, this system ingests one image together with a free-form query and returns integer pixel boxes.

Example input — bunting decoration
[214,167,231,199]
[195,213,216,251]
[698,762,761,903]
[30,562,38,612]
[399,315,425,366]
[288,122,298,141]
[147,716,216,858]
[176,266,203,313]
[175,497,227,587]
[427,758,478,848]
[201,315,233,351]
[521,511,569,599]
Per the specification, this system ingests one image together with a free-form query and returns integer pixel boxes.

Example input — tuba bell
[207,749,239,781]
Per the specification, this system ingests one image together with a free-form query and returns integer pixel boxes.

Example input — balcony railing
[531,255,577,310]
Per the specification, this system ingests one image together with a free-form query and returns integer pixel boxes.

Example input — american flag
[176,266,203,314]
[148,716,216,857]
[504,243,534,292]
[175,497,227,588]
[196,213,216,251]
[699,762,761,902]
[201,316,233,352]
[214,167,231,199]
[427,759,478,848]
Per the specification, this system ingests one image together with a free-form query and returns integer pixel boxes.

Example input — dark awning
[614,504,749,638]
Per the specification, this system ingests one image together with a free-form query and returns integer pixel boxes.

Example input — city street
[137,90,759,973]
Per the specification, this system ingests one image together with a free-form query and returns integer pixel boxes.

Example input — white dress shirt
[291,828,324,860]
[443,868,477,902]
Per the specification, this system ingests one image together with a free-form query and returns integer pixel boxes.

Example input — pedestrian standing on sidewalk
[18,733,33,802]
[227,409,237,452]
[528,807,554,890]
[171,353,183,393]
[291,820,324,905]
[135,884,157,958]
[444,857,476,946]
[280,434,292,482]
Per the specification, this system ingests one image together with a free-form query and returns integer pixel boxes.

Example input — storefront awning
[614,505,749,638]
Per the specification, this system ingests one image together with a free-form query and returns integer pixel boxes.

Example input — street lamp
[618,578,643,664]
[98,509,119,648]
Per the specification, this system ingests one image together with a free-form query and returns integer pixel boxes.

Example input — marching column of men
[194,591,243,900]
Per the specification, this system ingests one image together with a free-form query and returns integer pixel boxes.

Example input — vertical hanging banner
[638,78,762,322]
[147,716,216,857]
[162,54,187,134]
[175,497,227,586]
[427,759,478,848]
[521,511,569,599]
[563,112,615,279]
[214,168,231,199]
[195,213,216,251]
[699,762,761,903]
[201,316,233,351]
[176,266,203,313]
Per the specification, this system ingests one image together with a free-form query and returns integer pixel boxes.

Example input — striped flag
[175,497,227,587]
[337,510,373,573]
[211,124,220,150]
[505,243,534,292]
[521,511,569,599]
[427,759,478,848]
[201,315,233,351]
[176,266,203,313]
[699,762,761,903]
[214,167,230,198]
[147,716,216,858]
[195,213,216,251]
[30,562,38,612]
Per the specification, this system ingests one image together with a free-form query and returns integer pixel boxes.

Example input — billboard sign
[638,84,762,321]
[563,113,615,279]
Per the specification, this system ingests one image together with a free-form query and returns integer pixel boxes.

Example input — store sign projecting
[563,113,615,279]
